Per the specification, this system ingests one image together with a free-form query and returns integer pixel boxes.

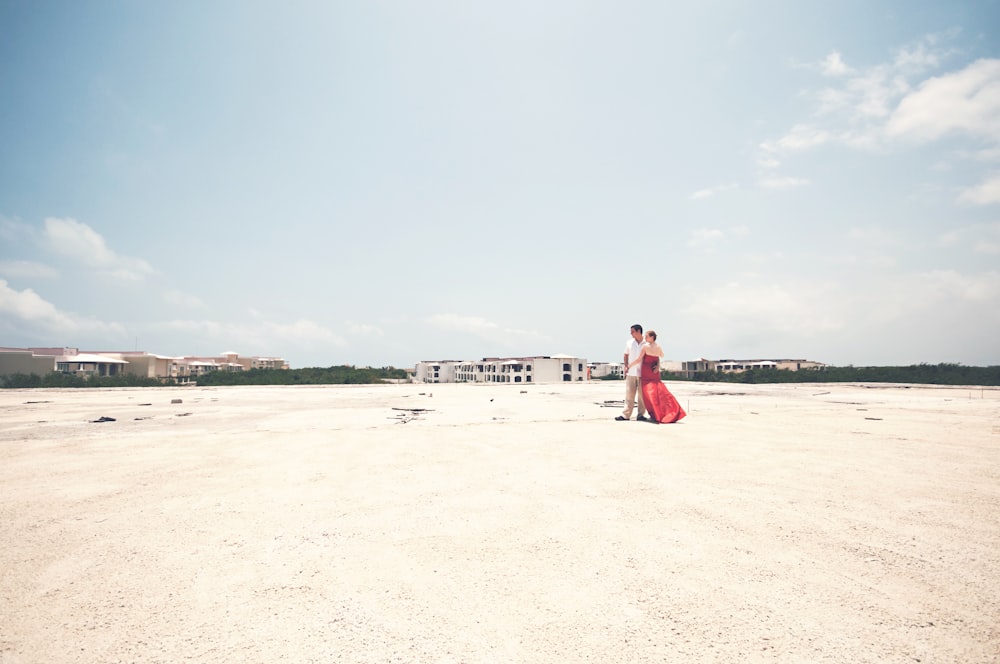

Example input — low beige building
[0,347,60,377]
[0,347,288,381]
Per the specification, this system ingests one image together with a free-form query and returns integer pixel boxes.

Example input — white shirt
[625,338,646,377]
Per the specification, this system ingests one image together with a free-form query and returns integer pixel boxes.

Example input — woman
[626,330,686,424]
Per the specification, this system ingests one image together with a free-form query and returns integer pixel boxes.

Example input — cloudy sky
[2,1,999,368]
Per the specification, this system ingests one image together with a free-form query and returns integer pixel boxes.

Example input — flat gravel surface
[1,381,998,663]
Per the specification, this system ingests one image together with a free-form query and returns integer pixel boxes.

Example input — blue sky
[2,1,999,368]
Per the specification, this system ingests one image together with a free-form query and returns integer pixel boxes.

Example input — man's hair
[631,324,643,334]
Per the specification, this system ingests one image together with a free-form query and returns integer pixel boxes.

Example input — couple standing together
[615,323,687,424]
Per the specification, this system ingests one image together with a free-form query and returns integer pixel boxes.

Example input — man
[616,323,648,421]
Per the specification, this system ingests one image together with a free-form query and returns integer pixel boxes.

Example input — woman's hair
[647,330,657,340]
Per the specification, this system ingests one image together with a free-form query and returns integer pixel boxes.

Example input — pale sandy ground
[1,381,998,664]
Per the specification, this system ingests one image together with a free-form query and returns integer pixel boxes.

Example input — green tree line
[0,372,169,388]
[196,366,408,386]
[4,363,998,388]
[662,363,1000,386]
[1,365,409,389]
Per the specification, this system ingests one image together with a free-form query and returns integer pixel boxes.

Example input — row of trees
[196,366,409,385]
[662,363,1000,386]
[3,363,998,388]
[0,365,410,389]
[0,373,166,389]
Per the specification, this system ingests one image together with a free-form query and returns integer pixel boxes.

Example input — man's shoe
[614,416,627,421]
[636,415,649,422]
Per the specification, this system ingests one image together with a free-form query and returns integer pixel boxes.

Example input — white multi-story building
[414,361,460,383]
[415,355,588,384]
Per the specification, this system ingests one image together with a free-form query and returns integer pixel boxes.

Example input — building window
[563,374,571,381]
[563,363,570,371]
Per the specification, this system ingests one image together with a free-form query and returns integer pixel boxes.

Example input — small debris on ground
[90,416,116,423]
[390,407,435,424]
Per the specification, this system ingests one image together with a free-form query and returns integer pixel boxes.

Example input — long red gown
[641,356,686,424]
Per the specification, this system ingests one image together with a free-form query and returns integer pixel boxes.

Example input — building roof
[59,353,128,364]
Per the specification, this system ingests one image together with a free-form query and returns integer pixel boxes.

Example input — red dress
[641,356,686,424]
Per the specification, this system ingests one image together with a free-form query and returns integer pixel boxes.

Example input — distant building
[679,357,825,378]
[590,359,681,380]
[0,347,288,381]
[589,362,624,379]
[96,351,182,378]
[414,360,460,383]
[415,355,589,384]
[0,347,65,376]
[715,358,825,373]
[0,347,127,378]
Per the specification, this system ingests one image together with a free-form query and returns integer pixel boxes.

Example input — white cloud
[886,58,1000,142]
[348,322,385,336]
[687,225,750,250]
[957,172,1000,206]
[165,317,345,350]
[916,269,1000,302]
[162,289,207,309]
[776,124,834,151]
[683,279,844,341]
[680,269,1000,363]
[427,313,549,347]
[847,226,899,244]
[688,228,724,247]
[0,216,36,244]
[0,260,58,279]
[0,279,124,334]
[894,42,945,72]
[43,217,155,281]
[689,183,738,201]
[822,51,851,77]
[847,67,908,119]
[0,279,74,327]
[937,221,1000,254]
[758,37,1000,198]
[758,176,809,189]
